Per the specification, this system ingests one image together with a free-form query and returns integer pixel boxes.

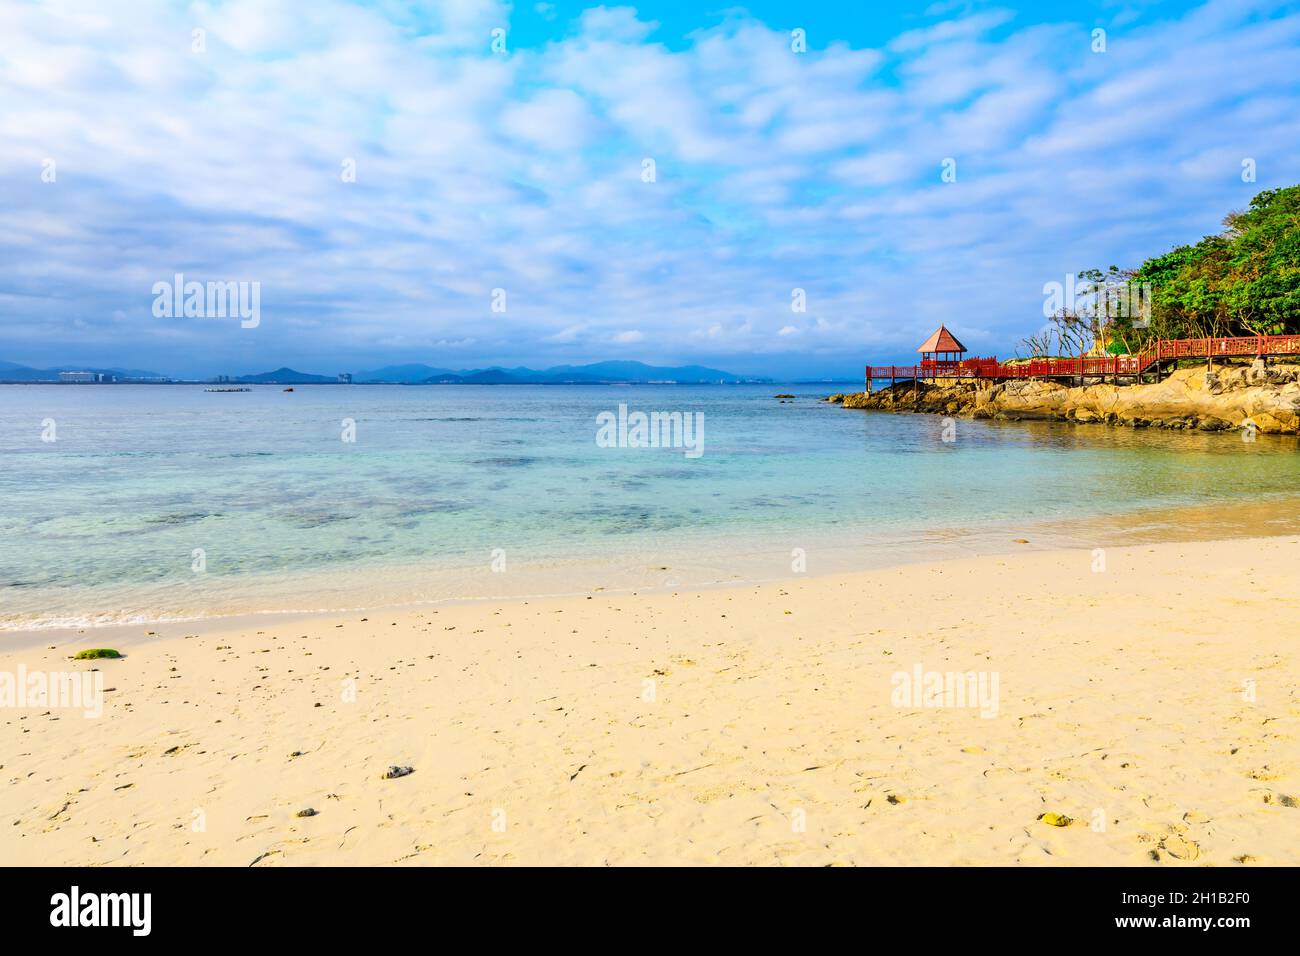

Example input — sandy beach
[3,534,1298,867]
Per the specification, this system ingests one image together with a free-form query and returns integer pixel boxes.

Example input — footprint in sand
[1161,835,1201,861]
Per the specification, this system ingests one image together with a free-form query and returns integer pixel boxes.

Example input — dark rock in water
[383,765,414,779]
[296,808,317,817]
[1197,416,1234,431]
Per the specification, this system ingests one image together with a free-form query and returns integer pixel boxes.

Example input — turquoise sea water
[1,383,1296,630]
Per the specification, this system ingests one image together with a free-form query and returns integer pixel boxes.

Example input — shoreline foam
[8,492,1300,644]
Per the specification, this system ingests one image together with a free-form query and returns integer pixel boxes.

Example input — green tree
[1131,186,1300,343]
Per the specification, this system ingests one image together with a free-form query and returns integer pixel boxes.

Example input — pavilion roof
[917,324,967,354]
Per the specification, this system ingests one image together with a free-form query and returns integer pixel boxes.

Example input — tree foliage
[1131,185,1300,342]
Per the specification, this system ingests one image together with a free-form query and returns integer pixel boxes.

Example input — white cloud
[831,150,912,186]
[500,88,596,150]
[576,6,659,43]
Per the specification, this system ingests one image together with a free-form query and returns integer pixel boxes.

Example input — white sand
[3,536,1298,866]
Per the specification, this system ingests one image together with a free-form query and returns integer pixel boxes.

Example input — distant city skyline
[2,0,1298,378]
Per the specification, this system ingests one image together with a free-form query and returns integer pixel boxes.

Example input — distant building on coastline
[338,373,352,383]
[58,371,113,383]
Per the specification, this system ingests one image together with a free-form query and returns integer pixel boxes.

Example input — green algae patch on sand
[72,648,122,660]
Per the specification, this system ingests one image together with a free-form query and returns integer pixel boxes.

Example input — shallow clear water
[1,383,1296,629]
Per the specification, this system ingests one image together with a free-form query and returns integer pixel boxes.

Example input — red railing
[866,333,1300,384]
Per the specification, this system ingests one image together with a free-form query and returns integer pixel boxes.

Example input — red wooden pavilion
[917,324,967,367]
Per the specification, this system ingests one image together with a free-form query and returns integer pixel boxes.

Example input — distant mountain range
[353,360,767,384]
[234,367,337,384]
[0,359,774,385]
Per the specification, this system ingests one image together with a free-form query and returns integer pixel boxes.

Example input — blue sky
[1,0,1298,378]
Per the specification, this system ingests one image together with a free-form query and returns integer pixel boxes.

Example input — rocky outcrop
[826,362,1300,434]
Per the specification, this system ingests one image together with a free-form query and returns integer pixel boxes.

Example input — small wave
[280,511,359,528]
[473,456,539,468]
[145,511,217,525]
[0,609,209,632]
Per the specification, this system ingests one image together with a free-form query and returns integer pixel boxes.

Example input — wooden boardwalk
[866,333,1300,390]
